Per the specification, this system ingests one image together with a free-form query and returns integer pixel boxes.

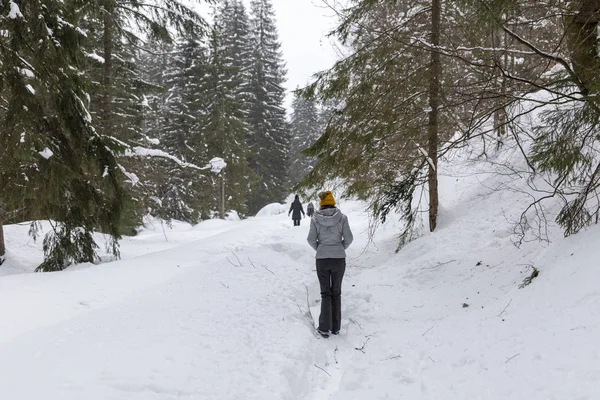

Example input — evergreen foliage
[151,36,212,223]
[299,0,600,245]
[0,0,213,270]
[299,0,447,238]
[247,0,290,213]
[200,26,254,215]
[0,0,124,271]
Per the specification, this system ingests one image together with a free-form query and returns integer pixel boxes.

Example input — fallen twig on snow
[260,263,275,275]
[355,337,370,353]
[314,364,331,377]
[382,354,402,361]
[349,318,362,330]
[498,299,512,317]
[422,325,434,337]
[219,281,229,289]
[226,251,243,268]
[505,353,520,363]
[334,346,339,364]
[433,259,456,268]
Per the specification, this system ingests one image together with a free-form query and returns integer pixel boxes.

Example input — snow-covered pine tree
[85,0,212,225]
[247,0,290,213]
[164,35,213,222]
[138,35,213,223]
[289,93,320,186]
[0,0,213,270]
[216,0,253,115]
[80,11,161,232]
[199,23,255,217]
[0,0,125,271]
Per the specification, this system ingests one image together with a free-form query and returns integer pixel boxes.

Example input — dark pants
[293,219,300,226]
[316,258,346,333]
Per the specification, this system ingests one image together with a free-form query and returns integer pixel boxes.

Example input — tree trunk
[101,1,115,131]
[0,214,5,258]
[427,0,441,232]
[566,0,600,95]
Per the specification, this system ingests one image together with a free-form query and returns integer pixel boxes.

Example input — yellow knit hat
[319,191,336,207]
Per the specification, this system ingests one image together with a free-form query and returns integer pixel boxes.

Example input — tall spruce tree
[216,0,253,114]
[301,0,449,244]
[200,23,254,217]
[78,0,212,227]
[0,0,125,271]
[156,36,212,222]
[289,93,320,186]
[247,0,290,213]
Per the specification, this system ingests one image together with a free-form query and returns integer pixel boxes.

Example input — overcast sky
[192,0,341,111]
[270,0,339,109]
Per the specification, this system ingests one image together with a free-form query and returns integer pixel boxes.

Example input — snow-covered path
[2,179,600,399]
[0,214,329,399]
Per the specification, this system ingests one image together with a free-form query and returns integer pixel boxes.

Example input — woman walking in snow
[307,191,353,338]
[288,195,305,226]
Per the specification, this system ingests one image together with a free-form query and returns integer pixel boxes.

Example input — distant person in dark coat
[307,191,353,338]
[288,195,305,226]
[306,202,315,217]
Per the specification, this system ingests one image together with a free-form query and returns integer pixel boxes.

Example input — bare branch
[355,337,370,353]
[497,299,512,317]
[314,364,332,377]
[422,326,434,337]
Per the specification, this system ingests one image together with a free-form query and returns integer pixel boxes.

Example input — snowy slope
[1,145,600,399]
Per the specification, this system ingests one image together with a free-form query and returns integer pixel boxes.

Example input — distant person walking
[288,195,305,226]
[306,202,315,218]
[307,191,353,338]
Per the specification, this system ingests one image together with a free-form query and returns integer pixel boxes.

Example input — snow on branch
[209,157,227,173]
[85,52,105,64]
[415,142,436,171]
[499,26,573,75]
[8,1,23,19]
[411,37,537,57]
[471,0,579,89]
[124,147,226,173]
[118,164,140,186]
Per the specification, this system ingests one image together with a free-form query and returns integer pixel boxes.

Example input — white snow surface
[256,202,288,216]
[1,145,600,398]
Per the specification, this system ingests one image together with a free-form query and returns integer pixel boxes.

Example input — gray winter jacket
[307,207,354,259]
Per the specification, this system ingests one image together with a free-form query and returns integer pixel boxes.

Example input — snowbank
[256,202,288,216]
